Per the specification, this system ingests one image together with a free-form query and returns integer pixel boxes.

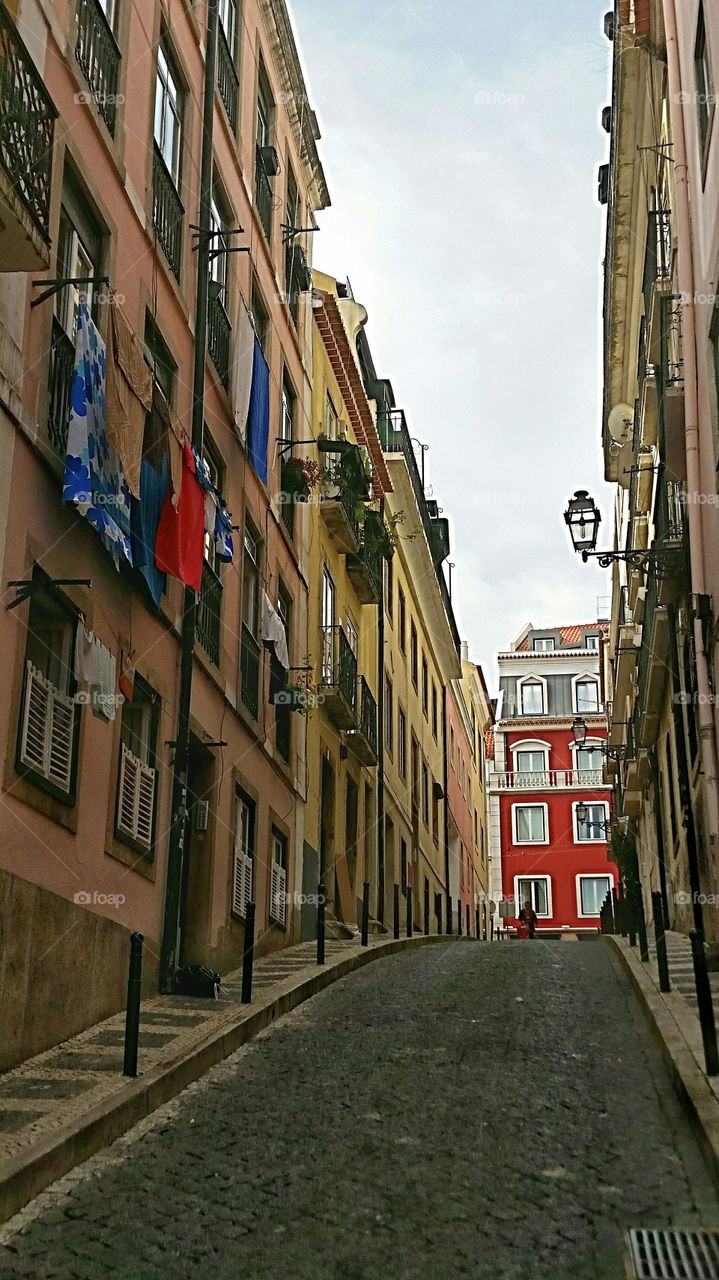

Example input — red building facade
[488,622,618,935]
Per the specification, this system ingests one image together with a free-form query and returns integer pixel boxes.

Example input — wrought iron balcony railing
[358,676,377,756]
[216,25,238,131]
[319,625,357,718]
[275,694,291,763]
[240,623,261,720]
[0,3,57,242]
[208,290,231,388]
[196,561,222,666]
[255,145,273,242]
[48,316,75,457]
[279,457,296,540]
[152,144,184,281]
[75,0,121,136]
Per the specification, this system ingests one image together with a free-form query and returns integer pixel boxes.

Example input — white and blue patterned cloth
[63,300,132,569]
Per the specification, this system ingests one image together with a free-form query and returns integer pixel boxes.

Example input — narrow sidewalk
[606,932,719,1180]
[0,931,453,1223]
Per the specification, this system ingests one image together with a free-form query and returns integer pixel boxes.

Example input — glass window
[431,684,438,740]
[421,657,428,718]
[410,622,418,688]
[577,803,608,841]
[584,635,599,651]
[324,392,339,440]
[242,521,261,634]
[695,4,714,153]
[398,707,407,778]
[516,877,550,917]
[384,558,393,623]
[578,876,612,916]
[515,749,546,774]
[576,679,600,713]
[218,0,236,48]
[250,283,269,354]
[256,72,271,148]
[533,637,554,652]
[514,805,546,843]
[281,375,295,445]
[576,746,603,773]
[209,193,229,310]
[384,674,393,751]
[155,44,182,184]
[398,587,406,653]
[520,681,544,715]
[421,762,429,825]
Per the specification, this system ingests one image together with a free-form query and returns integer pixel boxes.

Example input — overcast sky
[290,0,615,687]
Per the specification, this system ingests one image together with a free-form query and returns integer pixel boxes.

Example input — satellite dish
[607,403,633,444]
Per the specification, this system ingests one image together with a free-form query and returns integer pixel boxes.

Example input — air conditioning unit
[598,164,610,205]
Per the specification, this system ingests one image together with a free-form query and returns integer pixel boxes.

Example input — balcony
[0,4,57,270]
[492,769,606,791]
[346,677,378,767]
[284,241,312,327]
[208,290,231,389]
[47,316,75,457]
[240,623,261,720]
[254,145,273,242]
[346,510,385,604]
[75,0,121,136]
[196,561,222,666]
[642,209,672,365]
[152,144,184,281]
[613,621,641,710]
[216,25,238,131]
[634,571,669,749]
[655,475,688,605]
[319,625,357,729]
[320,444,368,555]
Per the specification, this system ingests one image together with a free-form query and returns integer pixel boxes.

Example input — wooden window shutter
[19,661,74,794]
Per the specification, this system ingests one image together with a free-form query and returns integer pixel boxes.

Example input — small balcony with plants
[318,437,371,555]
[346,676,378,767]
[347,508,393,604]
[0,3,57,270]
[318,624,357,730]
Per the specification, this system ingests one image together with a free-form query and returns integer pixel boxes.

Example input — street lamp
[572,716,588,747]
[563,489,686,575]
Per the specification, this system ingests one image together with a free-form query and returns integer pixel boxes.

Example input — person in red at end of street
[519,900,538,940]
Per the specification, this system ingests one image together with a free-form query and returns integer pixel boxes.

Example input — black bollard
[436,896,442,935]
[424,881,430,936]
[611,886,619,936]
[241,902,256,1002]
[123,932,144,1077]
[490,915,494,941]
[457,898,462,937]
[628,887,637,948]
[361,880,370,947]
[475,906,480,939]
[407,885,413,938]
[689,930,719,1076]
[652,891,670,993]
[317,882,325,966]
[447,899,453,935]
[636,885,649,962]
[393,884,400,940]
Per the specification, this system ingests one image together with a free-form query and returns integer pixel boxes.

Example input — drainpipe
[442,687,451,926]
[376,498,386,924]
[159,0,218,991]
[662,0,719,884]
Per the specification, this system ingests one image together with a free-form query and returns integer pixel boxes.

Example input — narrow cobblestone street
[0,941,716,1280]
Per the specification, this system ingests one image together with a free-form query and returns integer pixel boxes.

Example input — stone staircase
[646,930,719,1013]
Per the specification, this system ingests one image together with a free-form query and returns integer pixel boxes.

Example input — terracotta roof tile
[516,622,609,652]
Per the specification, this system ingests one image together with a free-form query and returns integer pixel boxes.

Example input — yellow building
[298,273,393,933]
[460,654,495,934]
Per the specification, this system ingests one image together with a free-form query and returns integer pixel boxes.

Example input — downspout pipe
[662,0,719,878]
[442,687,451,928]
[377,499,386,924]
[160,0,218,991]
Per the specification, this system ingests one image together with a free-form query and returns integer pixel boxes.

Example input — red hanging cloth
[155,443,205,592]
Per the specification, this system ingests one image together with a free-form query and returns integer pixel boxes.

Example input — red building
[487,621,618,935]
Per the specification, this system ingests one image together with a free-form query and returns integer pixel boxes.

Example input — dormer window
[533,637,554,652]
[584,635,599,651]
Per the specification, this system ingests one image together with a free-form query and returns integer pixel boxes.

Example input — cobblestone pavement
[0,940,717,1280]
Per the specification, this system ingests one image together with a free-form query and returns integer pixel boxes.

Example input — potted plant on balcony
[282,456,321,503]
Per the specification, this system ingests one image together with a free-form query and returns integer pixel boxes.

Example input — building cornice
[260,0,330,211]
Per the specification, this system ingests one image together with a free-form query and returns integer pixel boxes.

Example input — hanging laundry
[260,590,289,670]
[63,299,132,569]
[269,651,287,706]
[130,454,168,607]
[247,336,270,484]
[214,500,234,563]
[203,488,216,539]
[155,442,205,592]
[230,298,255,445]
[74,626,117,722]
[105,305,152,498]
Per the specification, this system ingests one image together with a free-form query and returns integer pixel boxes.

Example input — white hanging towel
[74,626,117,722]
[230,298,255,445]
[260,591,289,670]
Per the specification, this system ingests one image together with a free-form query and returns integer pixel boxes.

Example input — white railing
[492,769,604,790]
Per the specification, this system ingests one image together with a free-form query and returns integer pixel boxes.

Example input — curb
[0,933,455,1224]
[604,935,719,1182]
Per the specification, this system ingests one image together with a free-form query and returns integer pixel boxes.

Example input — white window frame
[570,739,605,779]
[19,660,75,795]
[232,791,254,919]
[510,739,550,775]
[154,44,182,185]
[572,672,600,715]
[511,801,549,845]
[583,635,599,651]
[514,874,552,918]
[116,742,156,850]
[517,673,547,716]
[532,637,555,652]
[269,830,287,926]
[572,800,610,843]
[576,874,613,918]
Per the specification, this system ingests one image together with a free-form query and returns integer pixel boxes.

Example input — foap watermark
[273,688,325,709]
[476,290,526,308]
[675,91,718,107]
[674,891,719,906]
[74,890,126,908]
[475,490,526,507]
[74,91,126,107]
[474,89,526,108]
[675,691,719,707]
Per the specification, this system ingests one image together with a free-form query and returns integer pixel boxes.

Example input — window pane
[516,750,545,773]
[576,681,599,712]
[516,807,544,842]
[580,877,611,915]
[521,683,543,714]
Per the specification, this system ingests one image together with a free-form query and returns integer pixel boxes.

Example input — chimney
[461,641,469,662]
